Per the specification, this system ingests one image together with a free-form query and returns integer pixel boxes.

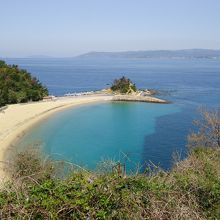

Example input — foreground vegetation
[0,110,219,219]
[0,60,48,107]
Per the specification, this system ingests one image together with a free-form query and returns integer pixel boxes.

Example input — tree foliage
[0,60,48,107]
[188,109,220,149]
[111,76,137,94]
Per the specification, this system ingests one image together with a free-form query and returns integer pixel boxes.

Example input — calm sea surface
[6,58,220,170]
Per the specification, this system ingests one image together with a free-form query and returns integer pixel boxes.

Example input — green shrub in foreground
[1,147,220,219]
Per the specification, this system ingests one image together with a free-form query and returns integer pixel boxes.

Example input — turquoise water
[9,58,220,170]
[18,102,180,171]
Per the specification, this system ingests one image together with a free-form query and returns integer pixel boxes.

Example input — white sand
[0,95,112,181]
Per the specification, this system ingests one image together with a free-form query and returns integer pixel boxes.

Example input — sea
[5,58,220,171]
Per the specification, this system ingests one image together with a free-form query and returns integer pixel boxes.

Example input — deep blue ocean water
[6,58,220,171]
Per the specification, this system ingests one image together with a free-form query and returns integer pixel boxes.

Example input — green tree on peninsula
[0,60,48,107]
[111,76,137,94]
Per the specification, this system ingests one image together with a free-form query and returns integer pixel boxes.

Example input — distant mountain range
[76,49,220,59]
[2,49,220,59]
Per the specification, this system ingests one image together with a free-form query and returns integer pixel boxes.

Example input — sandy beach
[0,95,112,181]
[0,92,167,182]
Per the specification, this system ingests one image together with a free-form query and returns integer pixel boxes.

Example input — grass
[0,147,220,219]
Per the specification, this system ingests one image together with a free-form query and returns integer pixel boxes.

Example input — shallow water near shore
[17,102,180,171]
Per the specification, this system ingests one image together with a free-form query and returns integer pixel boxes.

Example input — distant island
[5,49,220,60]
[0,60,48,107]
[76,49,220,59]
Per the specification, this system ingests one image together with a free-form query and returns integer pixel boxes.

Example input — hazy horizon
[1,0,220,57]
[1,48,220,59]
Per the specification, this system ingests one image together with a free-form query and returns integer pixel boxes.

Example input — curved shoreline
[0,95,112,181]
[0,93,168,182]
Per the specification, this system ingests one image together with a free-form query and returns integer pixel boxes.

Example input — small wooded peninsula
[110,76,169,103]
[0,60,48,107]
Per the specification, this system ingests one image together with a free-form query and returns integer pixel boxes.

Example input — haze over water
[10,58,220,170]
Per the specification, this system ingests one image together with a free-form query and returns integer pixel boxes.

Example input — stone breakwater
[112,95,169,104]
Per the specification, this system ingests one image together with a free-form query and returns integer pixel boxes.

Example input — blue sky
[1,0,220,57]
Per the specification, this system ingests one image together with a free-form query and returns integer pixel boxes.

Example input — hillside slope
[0,60,48,107]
